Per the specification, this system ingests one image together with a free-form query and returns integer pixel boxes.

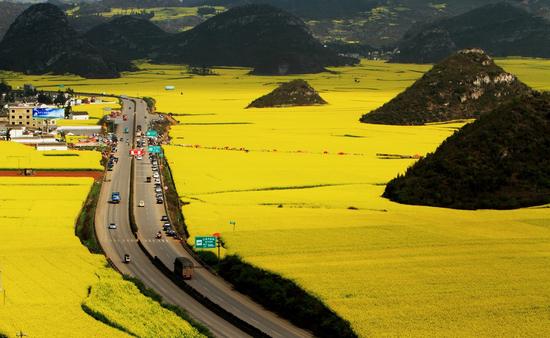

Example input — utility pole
[7,155,24,172]
[217,238,221,262]
[0,269,5,306]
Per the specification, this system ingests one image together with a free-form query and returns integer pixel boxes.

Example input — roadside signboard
[195,236,217,249]
[148,145,161,153]
[32,107,64,119]
[146,130,158,137]
[130,149,144,156]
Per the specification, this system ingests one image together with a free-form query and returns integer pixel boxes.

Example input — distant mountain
[247,79,327,108]
[153,4,358,75]
[0,3,134,78]
[392,2,550,63]
[361,49,532,125]
[85,16,169,60]
[383,92,550,210]
[0,2,28,39]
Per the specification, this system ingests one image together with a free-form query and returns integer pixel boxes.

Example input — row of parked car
[160,215,179,239]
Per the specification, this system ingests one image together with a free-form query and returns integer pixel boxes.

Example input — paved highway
[95,100,250,338]
[130,99,312,338]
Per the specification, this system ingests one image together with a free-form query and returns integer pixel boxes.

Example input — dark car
[161,215,169,221]
[156,198,164,204]
[166,230,177,237]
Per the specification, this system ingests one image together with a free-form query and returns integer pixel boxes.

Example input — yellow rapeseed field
[3,58,550,336]
[0,177,127,337]
[0,141,102,170]
[0,177,203,337]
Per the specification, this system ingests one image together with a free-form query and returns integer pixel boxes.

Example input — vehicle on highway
[123,254,131,263]
[174,257,194,280]
[111,192,121,204]
[138,200,145,207]
[108,223,117,229]
[161,215,169,221]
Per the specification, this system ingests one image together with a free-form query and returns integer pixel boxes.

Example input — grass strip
[122,275,214,338]
[81,292,138,337]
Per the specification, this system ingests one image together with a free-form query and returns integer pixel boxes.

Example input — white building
[70,111,89,120]
[11,136,57,145]
[36,142,68,151]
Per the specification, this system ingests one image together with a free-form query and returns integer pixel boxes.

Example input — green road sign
[195,236,217,249]
[148,145,161,153]
[146,130,158,137]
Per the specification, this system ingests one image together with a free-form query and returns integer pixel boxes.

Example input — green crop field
[3,58,550,336]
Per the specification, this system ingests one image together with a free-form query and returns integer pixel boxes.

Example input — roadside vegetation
[75,179,103,253]
[198,252,356,338]
[83,269,205,338]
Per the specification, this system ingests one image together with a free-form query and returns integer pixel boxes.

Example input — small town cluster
[0,84,119,151]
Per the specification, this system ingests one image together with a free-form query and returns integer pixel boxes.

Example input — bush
[142,96,156,112]
[75,180,102,253]
[218,255,357,338]
[197,6,216,16]
[197,250,218,266]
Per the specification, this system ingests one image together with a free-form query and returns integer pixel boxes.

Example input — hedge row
[218,254,358,338]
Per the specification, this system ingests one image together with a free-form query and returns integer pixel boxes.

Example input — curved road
[96,98,312,338]
[95,100,249,338]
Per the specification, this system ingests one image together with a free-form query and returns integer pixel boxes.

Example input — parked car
[153,172,160,179]
[108,223,117,229]
[156,198,164,204]
[154,178,161,184]
[155,187,162,193]
[161,215,169,221]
